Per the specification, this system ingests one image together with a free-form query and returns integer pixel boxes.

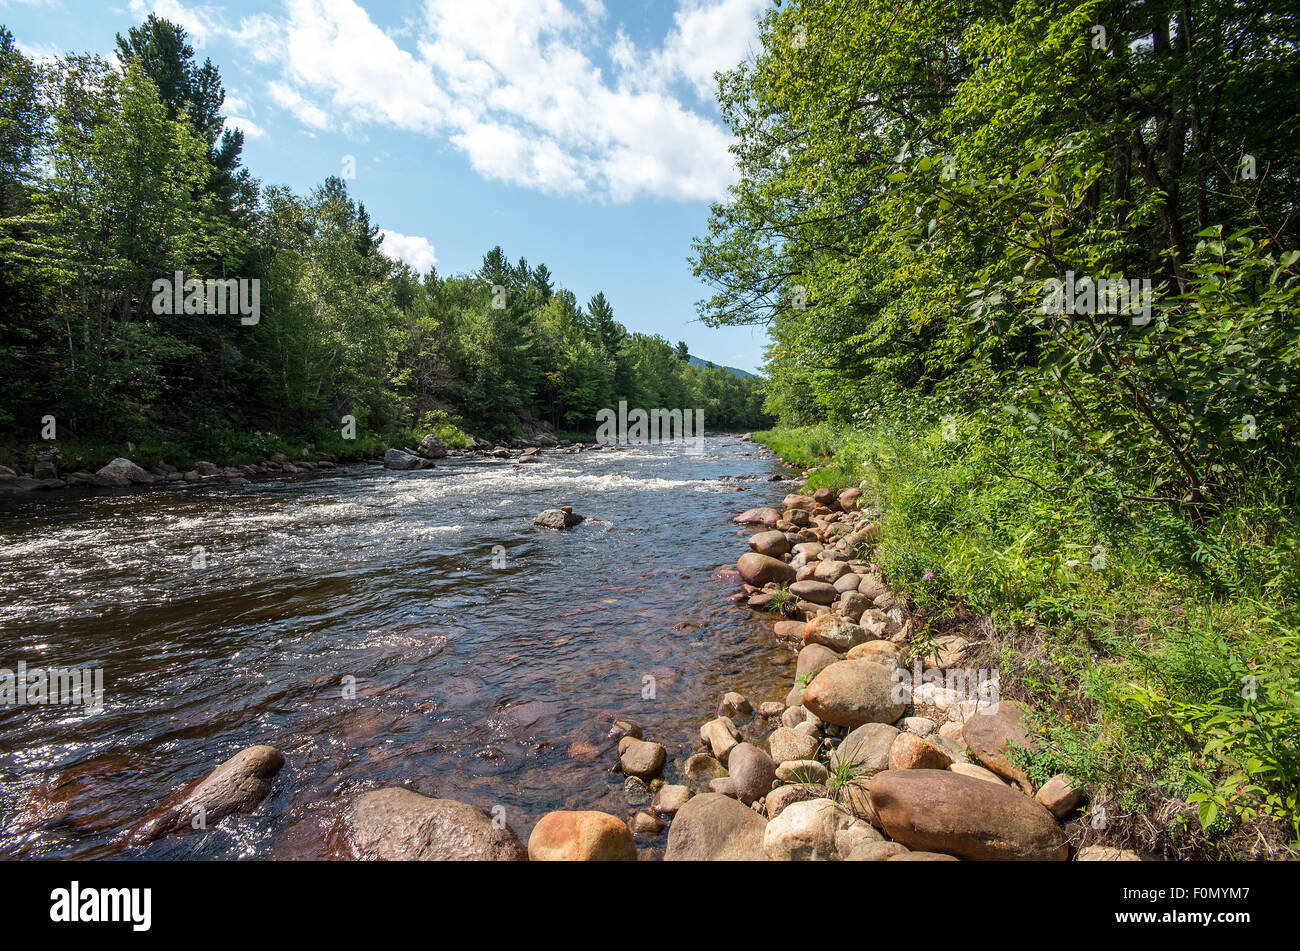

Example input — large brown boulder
[789,580,838,604]
[664,793,768,861]
[733,507,782,527]
[748,530,791,558]
[869,769,1068,861]
[737,552,796,586]
[128,745,283,844]
[350,788,526,860]
[802,615,869,652]
[795,643,841,683]
[888,732,953,770]
[962,702,1035,791]
[802,660,905,728]
[528,810,637,861]
[725,743,776,805]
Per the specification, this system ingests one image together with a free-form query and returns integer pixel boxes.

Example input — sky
[2,0,775,373]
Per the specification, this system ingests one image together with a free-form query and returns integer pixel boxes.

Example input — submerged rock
[349,788,526,860]
[128,745,284,844]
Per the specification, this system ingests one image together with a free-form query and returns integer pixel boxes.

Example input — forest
[0,16,770,471]
[694,0,1300,853]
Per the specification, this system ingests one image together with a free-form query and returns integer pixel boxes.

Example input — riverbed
[0,436,796,858]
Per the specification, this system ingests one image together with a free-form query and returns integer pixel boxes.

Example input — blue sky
[2,0,774,372]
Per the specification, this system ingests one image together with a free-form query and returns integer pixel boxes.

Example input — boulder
[888,732,953,770]
[802,615,869,652]
[716,692,752,719]
[844,840,909,861]
[128,744,284,844]
[683,753,728,787]
[95,457,153,486]
[664,793,768,861]
[382,448,422,470]
[835,592,872,623]
[534,508,585,530]
[772,620,804,648]
[631,811,665,835]
[733,507,782,527]
[415,434,449,459]
[869,769,1068,861]
[795,644,841,684]
[0,475,42,495]
[765,783,828,818]
[528,810,637,861]
[767,727,820,764]
[948,762,1006,786]
[763,798,855,861]
[829,722,898,779]
[726,743,776,805]
[618,736,666,780]
[775,760,828,785]
[748,531,790,558]
[737,552,796,587]
[812,560,851,583]
[962,702,1036,791]
[700,717,741,762]
[802,660,905,728]
[1036,774,1084,819]
[846,640,901,665]
[789,580,838,604]
[652,784,692,815]
[350,788,526,860]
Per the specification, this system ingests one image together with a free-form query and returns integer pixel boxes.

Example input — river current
[0,436,795,858]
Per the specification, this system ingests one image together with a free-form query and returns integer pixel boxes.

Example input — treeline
[694,0,1300,849]
[0,16,769,459]
[695,0,1298,508]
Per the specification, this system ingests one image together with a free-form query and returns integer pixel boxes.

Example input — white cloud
[378,229,438,274]
[129,0,765,202]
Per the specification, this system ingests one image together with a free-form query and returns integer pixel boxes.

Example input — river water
[0,436,797,858]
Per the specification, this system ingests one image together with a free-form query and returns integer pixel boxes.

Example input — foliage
[0,17,772,462]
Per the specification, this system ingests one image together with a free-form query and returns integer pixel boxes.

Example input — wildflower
[922,571,934,581]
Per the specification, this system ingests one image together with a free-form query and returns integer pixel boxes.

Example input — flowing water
[0,436,797,859]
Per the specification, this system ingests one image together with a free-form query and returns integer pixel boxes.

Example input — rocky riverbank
[25,437,1140,860]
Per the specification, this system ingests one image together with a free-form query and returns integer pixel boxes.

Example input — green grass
[755,415,1300,858]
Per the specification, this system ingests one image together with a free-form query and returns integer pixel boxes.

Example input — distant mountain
[686,354,759,380]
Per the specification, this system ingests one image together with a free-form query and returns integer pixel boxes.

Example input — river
[0,436,795,858]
